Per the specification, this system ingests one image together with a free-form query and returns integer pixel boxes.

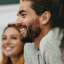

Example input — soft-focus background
[0,0,20,61]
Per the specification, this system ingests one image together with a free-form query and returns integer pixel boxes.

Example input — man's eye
[22,14,26,16]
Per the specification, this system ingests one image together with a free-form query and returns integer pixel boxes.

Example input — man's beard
[20,21,41,43]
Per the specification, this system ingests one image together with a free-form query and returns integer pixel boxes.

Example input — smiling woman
[1,24,24,64]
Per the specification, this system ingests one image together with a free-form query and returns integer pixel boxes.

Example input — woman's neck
[10,56,19,64]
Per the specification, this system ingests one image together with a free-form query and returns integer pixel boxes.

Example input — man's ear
[40,11,51,25]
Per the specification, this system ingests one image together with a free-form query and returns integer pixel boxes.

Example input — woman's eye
[12,37,17,39]
[2,37,6,40]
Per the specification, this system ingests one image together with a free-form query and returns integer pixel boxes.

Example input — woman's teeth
[5,47,13,50]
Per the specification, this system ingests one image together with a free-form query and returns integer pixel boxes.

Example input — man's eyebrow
[17,10,26,16]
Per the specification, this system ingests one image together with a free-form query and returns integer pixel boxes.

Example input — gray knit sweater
[24,28,64,64]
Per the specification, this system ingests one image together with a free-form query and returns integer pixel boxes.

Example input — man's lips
[17,23,27,33]
[20,28,24,31]
[17,23,27,29]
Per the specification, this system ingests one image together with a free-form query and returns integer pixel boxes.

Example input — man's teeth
[5,47,12,50]
[20,28,24,31]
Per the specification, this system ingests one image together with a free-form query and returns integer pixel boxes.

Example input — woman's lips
[5,47,14,50]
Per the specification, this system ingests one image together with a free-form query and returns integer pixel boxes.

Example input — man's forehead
[20,1,32,9]
[19,1,32,13]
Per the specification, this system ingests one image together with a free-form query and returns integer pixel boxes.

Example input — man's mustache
[17,23,27,29]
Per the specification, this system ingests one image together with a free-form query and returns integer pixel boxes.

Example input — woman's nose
[5,38,11,45]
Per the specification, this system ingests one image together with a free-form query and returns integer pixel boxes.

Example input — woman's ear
[40,11,51,25]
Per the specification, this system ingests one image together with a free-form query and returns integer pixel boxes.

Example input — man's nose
[15,17,23,25]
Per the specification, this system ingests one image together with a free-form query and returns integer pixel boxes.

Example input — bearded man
[16,0,64,64]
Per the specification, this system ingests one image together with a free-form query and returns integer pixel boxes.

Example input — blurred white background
[0,4,19,61]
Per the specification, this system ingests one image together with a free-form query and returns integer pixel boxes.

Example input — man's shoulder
[24,43,37,51]
[24,43,35,48]
[24,43,38,57]
[40,28,64,49]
